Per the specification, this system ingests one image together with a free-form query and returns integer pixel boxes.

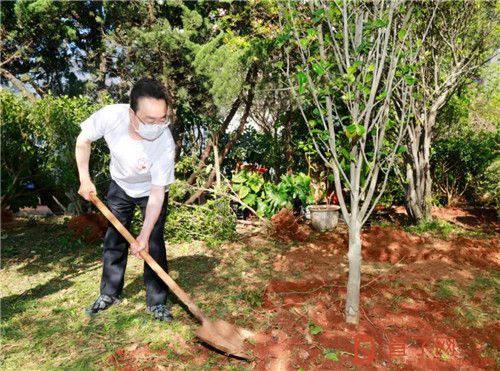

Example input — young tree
[281,0,414,324]
[396,1,499,223]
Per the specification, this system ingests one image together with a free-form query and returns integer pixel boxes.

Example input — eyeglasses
[134,111,170,126]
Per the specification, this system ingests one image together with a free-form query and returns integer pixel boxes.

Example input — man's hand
[78,179,97,201]
[131,233,149,259]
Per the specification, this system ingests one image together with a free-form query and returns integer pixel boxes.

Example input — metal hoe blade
[196,320,253,359]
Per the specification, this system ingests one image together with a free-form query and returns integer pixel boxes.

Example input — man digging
[75,77,175,322]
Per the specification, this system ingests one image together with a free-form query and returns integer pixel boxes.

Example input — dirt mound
[362,226,426,264]
[449,235,500,267]
[273,231,347,280]
[434,206,500,232]
[67,213,108,243]
[270,208,310,242]
[271,225,498,295]
[361,226,499,267]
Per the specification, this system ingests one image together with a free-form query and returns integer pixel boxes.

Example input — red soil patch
[271,208,310,242]
[392,205,499,232]
[363,226,499,268]
[67,213,107,243]
[251,279,497,370]
[248,223,499,370]
[104,344,169,370]
[104,342,231,370]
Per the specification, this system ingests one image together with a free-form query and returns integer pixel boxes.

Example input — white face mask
[135,121,168,141]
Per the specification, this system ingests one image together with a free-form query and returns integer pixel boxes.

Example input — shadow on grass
[1,260,101,322]
[120,254,222,324]
[120,254,220,297]
[170,254,220,290]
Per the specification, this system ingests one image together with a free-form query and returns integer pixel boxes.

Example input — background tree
[396,0,499,223]
[0,0,104,97]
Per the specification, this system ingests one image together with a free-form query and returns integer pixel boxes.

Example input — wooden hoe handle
[89,193,208,323]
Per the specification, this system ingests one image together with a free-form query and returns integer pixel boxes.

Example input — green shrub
[0,90,113,213]
[231,170,315,217]
[405,219,456,239]
[431,130,498,207]
[0,90,39,211]
[29,93,113,213]
[164,197,237,246]
[476,158,500,214]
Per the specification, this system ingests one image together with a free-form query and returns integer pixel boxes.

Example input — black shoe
[146,304,174,322]
[85,294,121,316]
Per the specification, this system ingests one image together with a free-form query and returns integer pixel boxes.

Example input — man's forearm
[75,133,92,181]
[141,185,165,238]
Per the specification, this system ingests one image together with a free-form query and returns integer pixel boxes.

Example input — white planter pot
[309,205,341,231]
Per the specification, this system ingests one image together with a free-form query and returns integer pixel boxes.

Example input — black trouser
[100,180,169,307]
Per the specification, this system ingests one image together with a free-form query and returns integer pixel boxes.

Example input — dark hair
[129,77,174,118]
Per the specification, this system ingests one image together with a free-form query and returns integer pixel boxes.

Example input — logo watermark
[352,333,494,368]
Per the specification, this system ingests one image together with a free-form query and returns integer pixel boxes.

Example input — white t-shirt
[80,104,175,198]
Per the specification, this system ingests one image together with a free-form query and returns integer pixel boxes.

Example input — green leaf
[312,63,325,76]
[276,33,291,47]
[238,185,250,199]
[309,322,322,335]
[249,181,262,193]
[324,349,339,361]
[256,199,267,216]
[312,9,325,23]
[306,28,317,38]
[341,92,354,101]
[404,75,416,85]
[397,145,408,154]
[344,73,355,84]
[340,147,350,160]
[376,90,387,100]
[242,193,257,206]
[297,72,307,94]
[232,172,246,184]
[299,37,310,48]
[398,28,407,41]
[345,123,366,139]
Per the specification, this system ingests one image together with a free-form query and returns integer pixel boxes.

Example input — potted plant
[308,172,340,232]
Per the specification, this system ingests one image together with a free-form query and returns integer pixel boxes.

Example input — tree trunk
[404,115,434,224]
[0,67,37,102]
[345,218,362,325]
[97,27,107,91]
[186,96,241,185]
[283,110,294,176]
[186,64,258,204]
